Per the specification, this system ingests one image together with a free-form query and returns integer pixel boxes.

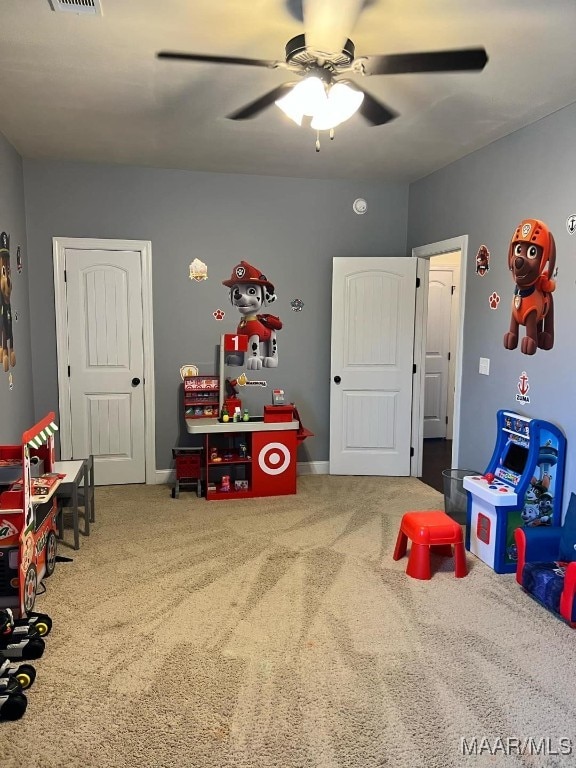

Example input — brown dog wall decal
[0,232,16,372]
[503,219,556,356]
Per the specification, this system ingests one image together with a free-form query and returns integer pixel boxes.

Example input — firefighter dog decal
[503,219,556,356]
[0,232,16,372]
[223,261,282,369]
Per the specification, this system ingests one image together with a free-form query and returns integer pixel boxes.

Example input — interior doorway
[412,236,468,493]
[421,251,461,491]
[424,253,460,440]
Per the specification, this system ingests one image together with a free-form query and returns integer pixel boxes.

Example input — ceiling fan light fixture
[275,76,327,125]
[311,81,364,130]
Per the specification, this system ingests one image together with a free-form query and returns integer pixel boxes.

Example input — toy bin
[442,468,480,525]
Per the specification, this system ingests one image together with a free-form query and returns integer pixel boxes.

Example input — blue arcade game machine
[463,410,566,573]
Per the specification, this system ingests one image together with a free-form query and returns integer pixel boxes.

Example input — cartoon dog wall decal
[223,261,282,370]
[503,219,556,356]
[0,232,16,372]
[475,245,490,276]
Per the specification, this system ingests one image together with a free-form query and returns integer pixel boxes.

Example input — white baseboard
[153,460,328,485]
[154,469,173,485]
[296,461,329,475]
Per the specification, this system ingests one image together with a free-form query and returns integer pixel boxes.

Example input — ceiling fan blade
[227,83,296,120]
[303,0,365,55]
[364,48,488,76]
[354,87,398,126]
[157,51,279,68]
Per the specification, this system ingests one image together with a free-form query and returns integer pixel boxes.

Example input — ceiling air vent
[49,0,103,15]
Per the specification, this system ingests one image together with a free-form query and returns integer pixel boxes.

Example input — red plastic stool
[393,510,467,580]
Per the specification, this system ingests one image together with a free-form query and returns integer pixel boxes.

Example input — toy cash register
[464,410,566,573]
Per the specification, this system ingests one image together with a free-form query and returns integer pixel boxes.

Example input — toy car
[0,675,27,720]
[1,608,53,638]
[0,608,49,661]
[0,413,61,619]
[0,658,36,690]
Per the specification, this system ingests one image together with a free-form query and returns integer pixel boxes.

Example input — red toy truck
[0,413,60,618]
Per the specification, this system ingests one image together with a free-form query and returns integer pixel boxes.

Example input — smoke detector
[49,0,103,15]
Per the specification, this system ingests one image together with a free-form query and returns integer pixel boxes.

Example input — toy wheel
[23,564,38,614]
[29,612,52,637]
[14,664,36,690]
[44,531,57,576]
[20,637,45,661]
[0,691,27,720]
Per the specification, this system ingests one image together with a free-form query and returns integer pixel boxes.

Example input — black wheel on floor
[29,612,52,637]
[0,691,27,720]
[20,637,45,660]
[14,664,36,690]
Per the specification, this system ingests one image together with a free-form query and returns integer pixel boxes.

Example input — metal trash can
[442,468,480,525]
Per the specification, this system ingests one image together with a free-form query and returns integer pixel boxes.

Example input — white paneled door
[423,268,454,439]
[62,248,146,484]
[330,257,418,475]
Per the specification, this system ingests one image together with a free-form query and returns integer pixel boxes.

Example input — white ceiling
[1,0,576,182]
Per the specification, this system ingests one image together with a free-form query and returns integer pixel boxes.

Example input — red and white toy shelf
[0,413,61,618]
[183,337,312,501]
[188,416,300,501]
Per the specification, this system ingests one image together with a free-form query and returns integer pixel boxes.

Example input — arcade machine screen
[501,441,529,478]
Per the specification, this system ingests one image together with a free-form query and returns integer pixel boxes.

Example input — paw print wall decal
[213,309,225,321]
[489,292,500,310]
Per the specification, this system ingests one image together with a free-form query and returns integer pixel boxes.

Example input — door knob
[333,376,341,384]
[131,377,141,387]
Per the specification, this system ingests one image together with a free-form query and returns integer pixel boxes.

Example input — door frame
[411,235,468,477]
[52,237,156,484]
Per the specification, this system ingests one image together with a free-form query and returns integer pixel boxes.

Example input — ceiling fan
[157,0,488,139]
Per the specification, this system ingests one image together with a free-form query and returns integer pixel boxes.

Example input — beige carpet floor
[2,475,576,768]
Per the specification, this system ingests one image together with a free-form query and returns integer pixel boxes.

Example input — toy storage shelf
[184,375,220,420]
[187,418,299,500]
[206,430,253,500]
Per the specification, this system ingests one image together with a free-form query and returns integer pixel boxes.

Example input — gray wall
[0,131,34,442]
[408,102,576,513]
[22,161,409,469]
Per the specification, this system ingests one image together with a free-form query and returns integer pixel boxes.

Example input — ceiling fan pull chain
[315,131,321,152]
[330,128,335,141]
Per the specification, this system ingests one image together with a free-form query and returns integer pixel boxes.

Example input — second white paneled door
[330,257,418,475]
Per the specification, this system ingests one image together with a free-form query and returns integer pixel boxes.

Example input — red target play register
[186,417,299,500]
